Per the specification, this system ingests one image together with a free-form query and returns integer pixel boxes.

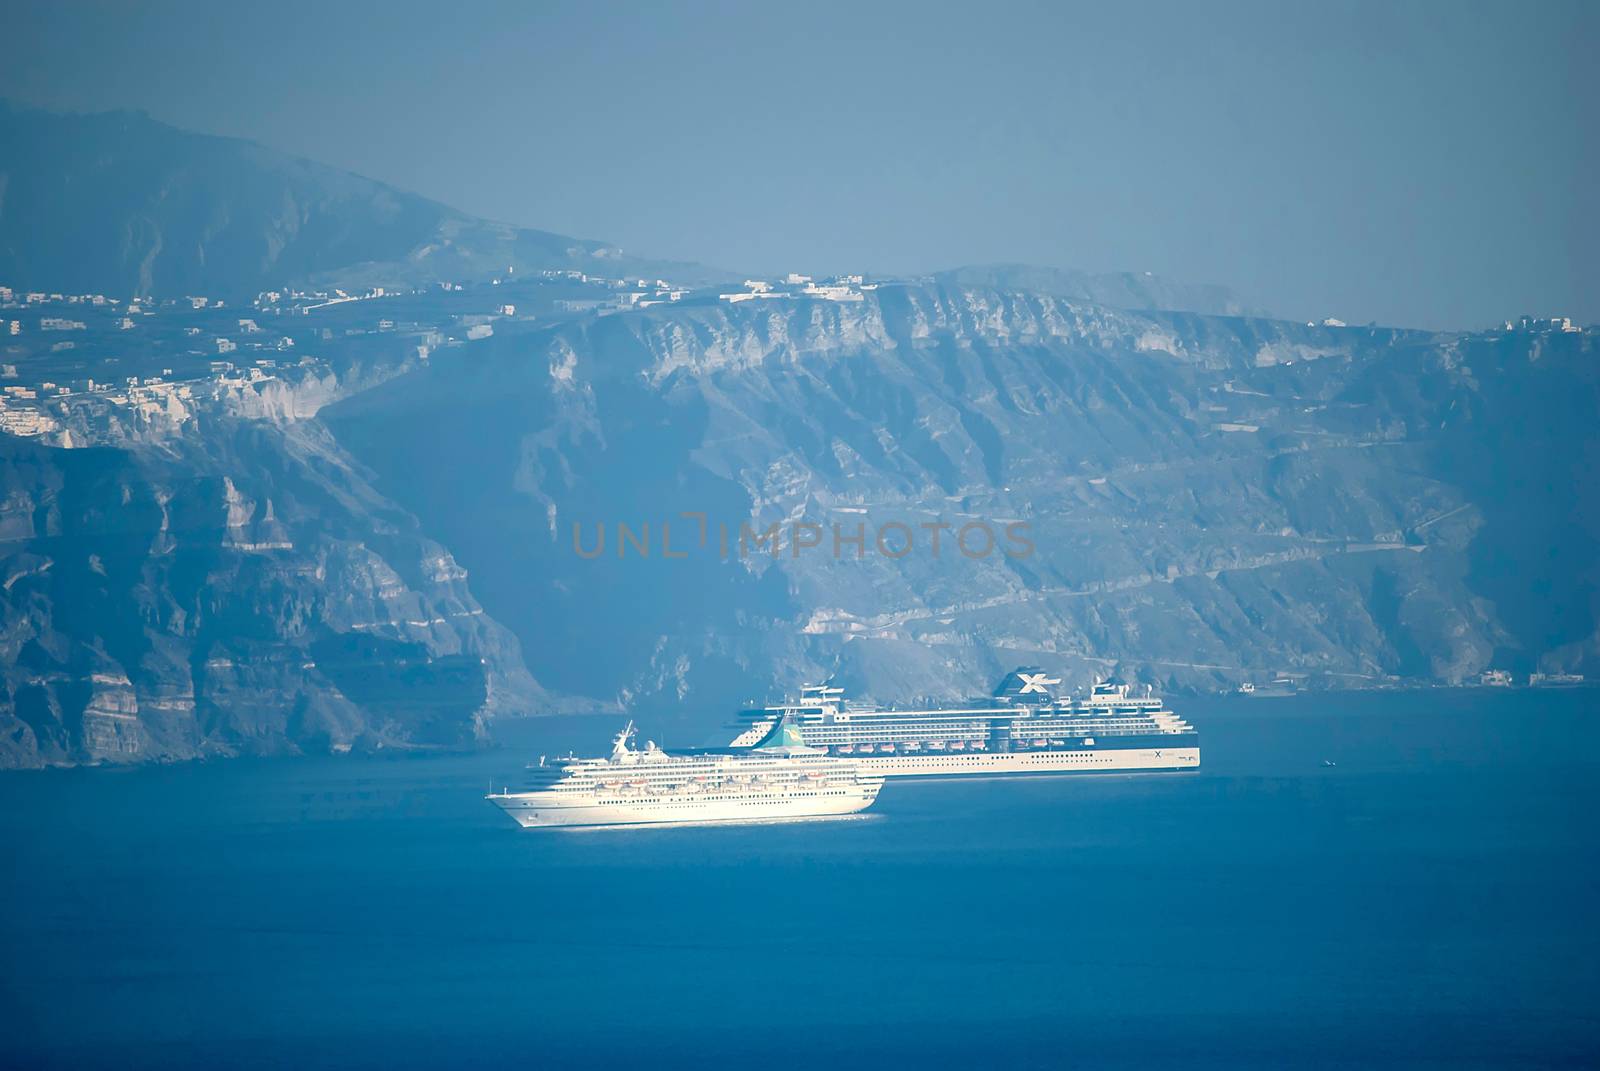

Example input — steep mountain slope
[0,394,542,768]
[0,102,712,300]
[1,278,1591,767]
[325,286,1598,715]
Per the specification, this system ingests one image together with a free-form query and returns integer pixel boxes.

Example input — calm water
[2,690,1597,1069]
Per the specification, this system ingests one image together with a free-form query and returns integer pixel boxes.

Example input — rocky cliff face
[325,285,1599,716]
[0,394,541,768]
[1,280,1593,767]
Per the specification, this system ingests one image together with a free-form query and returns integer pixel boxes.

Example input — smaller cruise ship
[488,721,884,829]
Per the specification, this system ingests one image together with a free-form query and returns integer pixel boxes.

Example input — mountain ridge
[0,101,1266,320]
[929,264,1268,320]
[0,100,723,300]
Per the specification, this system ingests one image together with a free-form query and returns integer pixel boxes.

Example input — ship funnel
[610,720,637,759]
[755,714,817,753]
[993,667,1062,700]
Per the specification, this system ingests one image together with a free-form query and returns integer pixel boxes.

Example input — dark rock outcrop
[0,412,541,768]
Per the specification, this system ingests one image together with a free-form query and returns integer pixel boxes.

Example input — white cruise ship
[488,721,884,829]
[727,668,1200,778]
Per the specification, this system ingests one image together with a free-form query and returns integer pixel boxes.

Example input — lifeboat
[903,741,922,752]
[880,743,896,754]
[1031,739,1048,748]
[971,741,988,751]
[857,744,875,754]
[838,745,855,755]
[928,740,946,751]
[950,740,967,752]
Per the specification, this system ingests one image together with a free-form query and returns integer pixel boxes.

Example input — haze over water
[2,690,1596,1069]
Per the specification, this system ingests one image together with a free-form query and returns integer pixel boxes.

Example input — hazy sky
[1,0,1594,328]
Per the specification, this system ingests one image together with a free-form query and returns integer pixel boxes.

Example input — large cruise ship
[488,721,884,829]
[727,668,1199,778]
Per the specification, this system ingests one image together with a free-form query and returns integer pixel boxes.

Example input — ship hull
[490,785,881,829]
[839,745,1200,778]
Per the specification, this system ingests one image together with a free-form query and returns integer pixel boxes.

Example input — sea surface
[1,689,1597,1069]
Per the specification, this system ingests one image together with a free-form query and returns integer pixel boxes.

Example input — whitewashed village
[0,268,891,446]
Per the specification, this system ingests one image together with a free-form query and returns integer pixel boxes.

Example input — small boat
[1322,760,1337,768]
[928,740,946,751]
[838,745,855,755]
[950,740,967,752]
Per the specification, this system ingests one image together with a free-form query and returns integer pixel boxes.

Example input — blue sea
[2,690,1597,1069]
